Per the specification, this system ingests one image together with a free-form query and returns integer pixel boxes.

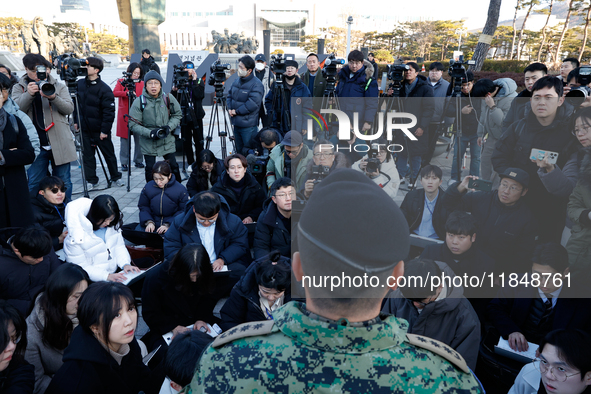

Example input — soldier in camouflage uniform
[190,168,484,393]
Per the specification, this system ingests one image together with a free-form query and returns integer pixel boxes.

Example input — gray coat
[25,296,70,394]
[477,78,518,139]
[382,261,481,370]
[538,151,581,198]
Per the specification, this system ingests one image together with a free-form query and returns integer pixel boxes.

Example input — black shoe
[121,164,128,171]
[135,163,145,168]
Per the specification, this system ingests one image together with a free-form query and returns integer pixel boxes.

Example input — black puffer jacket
[186,159,224,197]
[397,74,435,156]
[74,76,115,135]
[45,326,164,394]
[253,198,291,260]
[0,358,34,394]
[30,194,67,251]
[219,257,291,331]
[140,56,161,76]
[138,175,188,228]
[399,187,452,240]
[210,171,266,221]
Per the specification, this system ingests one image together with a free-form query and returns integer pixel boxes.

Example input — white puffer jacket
[353,156,400,200]
[63,198,131,282]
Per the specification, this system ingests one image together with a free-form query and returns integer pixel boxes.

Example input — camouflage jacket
[190,301,484,393]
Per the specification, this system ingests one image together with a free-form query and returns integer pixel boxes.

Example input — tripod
[320,77,341,141]
[204,86,236,159]
[125,82,136,192]
[268,75,291,135]
[448,76,465,182]
[175,84,198,179]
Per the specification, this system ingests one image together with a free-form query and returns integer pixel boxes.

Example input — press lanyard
[425,196,435,216]
[53,205,65,225]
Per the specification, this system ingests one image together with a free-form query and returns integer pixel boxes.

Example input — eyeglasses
[49,187,66,194]
[9,333,21,345]
[573,126,591,136]
[275,191,296,200]
[284,146,301,156]
[313,152,334,158]
[499,182,523,193]
[534,358,581,382]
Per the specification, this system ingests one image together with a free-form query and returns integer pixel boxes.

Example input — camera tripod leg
[93,144,112,188]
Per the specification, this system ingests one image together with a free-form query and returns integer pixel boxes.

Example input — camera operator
[129,70,182,183]
[266,130,313,191]
[140,49,161,76]
[254,54,273,128]
[227,55,264,155]
[171,60,205,166]
[265,59,311,136]
[113,62,145,171]
[302,139,348,199]
[12,53,76,201]
[352,139,400,200]
[73,57,123,189]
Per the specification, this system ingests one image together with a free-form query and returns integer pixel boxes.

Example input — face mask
[237,69,248,77]
[255,63,265,71]
[285,74,296,81]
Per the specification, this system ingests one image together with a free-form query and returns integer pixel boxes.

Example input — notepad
[121,262,161,286]
[162,323,223,346]
[494,337,539,363]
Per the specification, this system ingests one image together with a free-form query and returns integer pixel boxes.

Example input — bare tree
[536,0,555,61]
[510,0,523,59]
[554,0,576,65]
[471,0,502,71]
[516,0,541,60]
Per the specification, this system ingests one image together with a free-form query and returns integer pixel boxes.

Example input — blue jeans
[450,134,481,181]
[233,126,258,155]
[396,151,421,180]
[27,149,73,201]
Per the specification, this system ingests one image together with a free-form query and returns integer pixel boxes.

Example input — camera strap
[139,94,171,117]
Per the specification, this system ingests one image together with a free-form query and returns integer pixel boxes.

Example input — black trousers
[422,123,443,167]
[181,119,204,166]
[82,131,121,185]
[258,105,270,128]
[144,153,182,184]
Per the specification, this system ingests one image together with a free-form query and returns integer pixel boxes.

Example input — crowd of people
[0,48,590,394]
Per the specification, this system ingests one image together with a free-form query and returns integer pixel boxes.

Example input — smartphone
[530,148,559,165]
[469,179,492,192]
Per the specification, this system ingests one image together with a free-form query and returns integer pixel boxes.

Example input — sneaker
[135,163,145,169]
[86,182,97,191]
[121,164,128,171]
[400,178,406,185]
[115,179,125,187]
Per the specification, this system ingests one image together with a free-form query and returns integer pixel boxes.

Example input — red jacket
[113,79,145,138]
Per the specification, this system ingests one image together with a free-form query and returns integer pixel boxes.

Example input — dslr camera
[34,65,56,96]
[310,165,330,184]
[365,148,381,173]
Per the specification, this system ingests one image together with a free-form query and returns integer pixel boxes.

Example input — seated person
[253,177,294,260]
[302,139,349,199]
[25,264,89,394]
[352,139,400,200]
[487,243,591,351]
[30,176,68,251]
[0,226,61,317]
[382,258,481,370]
[163,330,213,394]
[186,149,224,198]
[509,329,591,394]
[220,251,291,331]
[446,168,538,275]
[137,161,188,233]
[142,244,219,342]
[63,195,140,283]
[46,282,165,394]
[400,165,451,240]
[210,153,266,224]
[0,300,34,394]
[266,130,313,191]
[163,191,250,280]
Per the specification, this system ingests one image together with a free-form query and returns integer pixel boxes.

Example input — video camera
[270,53,287,85]
[54,54,89,92]
[385,64,409,97]
[322,54,345,84]
[173,62,193,90]
[566,66,591,108]
[121,70,140,91]
[34,65,56,96]
[448,56,475,81]
[208,59,230,93]
[366,147,381,173]
[246,151,270,175]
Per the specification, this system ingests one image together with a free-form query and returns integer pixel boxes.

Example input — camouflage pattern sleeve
[190,302,484,393]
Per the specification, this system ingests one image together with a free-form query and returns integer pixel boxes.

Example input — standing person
[473,77,518,183]
[0,301,34,394]
[30,176,68,252]
[25,264,89,394]
[559,57,580,86]
[300,53,327,98]
[12,54,76,201]
[113,62,144,171]
[45,282,165,394]
[171,61,205,166]
[367,52,379,81]
[73,57,123,189]
[189,169,484,393]
[423,62,451,167]
[492,76,577,243]
[129,70,182,183]
[227,55,264,155]
[254,54,273,128]
[140,49,161,76]
[0,75,35,228]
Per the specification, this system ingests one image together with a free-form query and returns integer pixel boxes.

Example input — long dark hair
[127,62,144,80]
[0,300,27,363]
[86,195,124,231]
[38,264,90,350]
[77,282,136,348]
[167,243,214,296]
[194,150,220,192]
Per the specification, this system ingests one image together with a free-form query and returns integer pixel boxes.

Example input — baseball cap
[255,54,266,62]
[499,167,530,188]
[281,131,303,147]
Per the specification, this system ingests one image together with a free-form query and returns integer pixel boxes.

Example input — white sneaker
[86,182,97,191]
[115,179,125,187]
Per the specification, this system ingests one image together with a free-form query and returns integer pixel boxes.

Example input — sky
[2,0,520,32]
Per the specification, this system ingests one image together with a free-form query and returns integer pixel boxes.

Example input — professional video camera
[322,54,345,84]
[246,151,270,175]
[54,54,89,92]
[310,165,330,183]
[270,53,287,85]
[34,65,56,96]
[121,70,140,91]
[448,56,475,81]
[173,62,194,90]
[208,59,230,92]
[365,148,381,173]
[384,64,409,97]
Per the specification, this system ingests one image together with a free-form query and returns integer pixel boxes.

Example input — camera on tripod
[387,64,409,83]
[34,65,56,96]
[55,54,89,92]
[208,60,230,90]
[448,56,475,81]
[270,54,287,84]
[365,147,381,173]
[322,54,345,84]
[173,62,194,90]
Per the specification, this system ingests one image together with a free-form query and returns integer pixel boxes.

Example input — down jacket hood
[339,60,375,81]
[2,97,21,115]
[494,78,518,98]
[305,151,349,175]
